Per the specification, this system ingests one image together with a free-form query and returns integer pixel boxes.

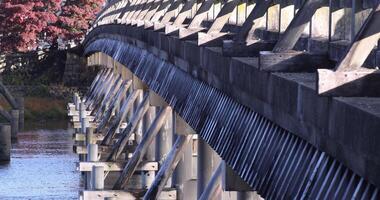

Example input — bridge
[69,0,380,199]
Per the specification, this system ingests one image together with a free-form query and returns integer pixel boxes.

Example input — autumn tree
[59,0,104,42]
[0,0,105,54]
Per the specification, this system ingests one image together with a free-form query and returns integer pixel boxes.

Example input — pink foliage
[0,0,105,53]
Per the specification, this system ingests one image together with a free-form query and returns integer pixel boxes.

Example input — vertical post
[309,3,329,53]
[73,93,77,107]
[0,124,11,161]
[134,91,144,143]
[91,165,105,190]
[87,144,99,189]
[266,3,280,39]
[75,95,81,111]
[10,109,19,141]
[87,144,99,162]
[156,109,173,187]
[173,135,197,199]
[80,101,86,119]
[197,138,216,198]
[144,107,156,161]
[86,127,94,145]
[16,97,24,131]
[81,117,89,134]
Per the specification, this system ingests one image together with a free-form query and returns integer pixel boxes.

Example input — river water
[0,121,81,199]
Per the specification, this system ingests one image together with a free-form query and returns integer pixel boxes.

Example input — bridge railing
[87,0,380,97]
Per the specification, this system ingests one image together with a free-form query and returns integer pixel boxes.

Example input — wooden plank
[80,189,176,200]
[72,122,97,129]
[71,115,95,122]
[77,161,158,172]
[81,190,136,200]
[67,110,91,117]
[317,69,380,96]
[74,133,104,141]
[73,145,113,154]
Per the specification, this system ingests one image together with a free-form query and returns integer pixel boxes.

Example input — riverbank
[0,83,89,122]
[0,96,67,122]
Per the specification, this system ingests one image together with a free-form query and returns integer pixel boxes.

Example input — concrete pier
[0,124,11,161]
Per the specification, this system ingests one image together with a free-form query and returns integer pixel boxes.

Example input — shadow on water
[0,120,82,200]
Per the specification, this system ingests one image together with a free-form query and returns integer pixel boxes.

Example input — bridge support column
[0,124,11,161]
[148,90,174,188]
[86,127,95,146]
[11,109,19,141]
[91,165,105,190]
[171,115,197,199]
[16,97,24,131]
[86,144,99,189]
[197,138,221,198]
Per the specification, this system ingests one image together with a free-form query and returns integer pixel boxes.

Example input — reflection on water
[0,121,81,199]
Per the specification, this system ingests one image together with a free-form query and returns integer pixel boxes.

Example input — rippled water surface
[0,121,81,199]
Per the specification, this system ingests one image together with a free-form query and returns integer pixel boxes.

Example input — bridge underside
[83,36,379,198]
[81,0,380,198]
